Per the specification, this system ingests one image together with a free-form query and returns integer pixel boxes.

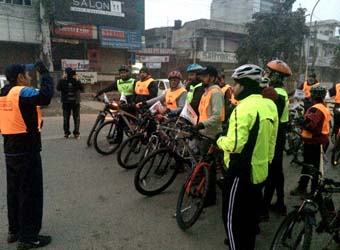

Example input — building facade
[0,0,41,73]
[210,0,276,25]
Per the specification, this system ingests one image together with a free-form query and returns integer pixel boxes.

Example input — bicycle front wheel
[87,115,104,147]
[134,148,178,196]
[176,162,210,230]
[117,134,146,169]
[94,120,123,155]
[270,210,313,250]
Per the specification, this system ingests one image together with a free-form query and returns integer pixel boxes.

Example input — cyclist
[194,65,225,207]
[219,76,238,123]
[291,85,331,197]
[133,67,158,104]
[185,64,205,116]
[94,65,136,104]
[136,70,187,117]
[298,72,319,111]
[217,64,278,250]
[263,60,292,218]
[328,81,340,139]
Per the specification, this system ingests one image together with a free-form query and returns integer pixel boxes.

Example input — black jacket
[0,73,54,154]
[186,79,205,115]
[57,77,84,103]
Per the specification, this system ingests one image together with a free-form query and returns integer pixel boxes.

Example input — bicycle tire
[94,120,123,155]
[87,115,104,147]
[176,163,210,230]
[134,148,178,196]
[270,210,313,250]
[331,148,340,166]
[117,134,146,169]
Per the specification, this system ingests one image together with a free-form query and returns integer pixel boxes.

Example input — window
[2,0,31,5]
[13,0,23,4]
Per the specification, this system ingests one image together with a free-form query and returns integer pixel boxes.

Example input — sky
[145,0,340,29]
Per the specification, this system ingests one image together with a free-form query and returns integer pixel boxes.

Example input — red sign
[101,29,125,39]
[54,24,97,40]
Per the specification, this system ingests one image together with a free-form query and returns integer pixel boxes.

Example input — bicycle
[93,100,137,155]
[87,93,114,147]
[133,124,201,196]
[270,153,340,250]
[175,134,225,230]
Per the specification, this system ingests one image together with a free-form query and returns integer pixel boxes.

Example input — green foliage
[236,3,308,73]
[332,44,340,68]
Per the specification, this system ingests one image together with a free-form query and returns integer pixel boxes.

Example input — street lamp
[304,0,321,81]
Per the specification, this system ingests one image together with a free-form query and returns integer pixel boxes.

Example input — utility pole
[40,1,54,72]
[311,21,318,69]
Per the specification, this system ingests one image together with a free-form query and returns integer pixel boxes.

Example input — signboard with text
[99,27,141,50]
[61,59,90,71]
[54,24,97,39]
[77,72,98,84]
[54,0,145,31]
[140,56,170,63]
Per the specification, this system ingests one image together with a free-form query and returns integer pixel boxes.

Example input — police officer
[217,64,278,250]
[0,62,53,250]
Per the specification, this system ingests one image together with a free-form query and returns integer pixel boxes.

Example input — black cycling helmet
[310,85,326,100]
[118,65,130,72]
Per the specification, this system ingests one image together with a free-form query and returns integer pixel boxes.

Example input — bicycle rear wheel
[270,210,313,250]
[134,148,178,196]
[117,135,146,169]
[94,120,123,155]
[176,162,210,230]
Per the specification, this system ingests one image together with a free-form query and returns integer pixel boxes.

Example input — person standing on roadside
[57,68,84,139]
[0,62,53,250]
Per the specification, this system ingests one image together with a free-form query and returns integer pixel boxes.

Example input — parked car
[154,79,169,96]
[0,75,8,89]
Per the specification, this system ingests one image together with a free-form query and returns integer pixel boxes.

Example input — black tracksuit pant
[62,102,80,135]
[6,152,43,242]
[223,176,263,250]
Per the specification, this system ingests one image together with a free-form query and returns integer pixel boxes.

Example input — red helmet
[267,60,292,76]
[168,70,182,80]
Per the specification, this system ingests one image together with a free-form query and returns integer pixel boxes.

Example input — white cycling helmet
[232,64,264,82]
[260,76,271,88]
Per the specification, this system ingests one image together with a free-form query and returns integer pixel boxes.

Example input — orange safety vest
[301,103,331,139]
[303,81,319,99]
[221,84,238,105]
[135,78,154,96]
[335,83,340,103]
[0,86,42,135]
[198,87,225,123]
[165,87,187,110]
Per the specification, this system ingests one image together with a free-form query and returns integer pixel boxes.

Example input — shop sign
[77,72,98,84]
[54,24,97,39]
[99,27,141,50]
[61,59,90,71]
[140,56,169,63]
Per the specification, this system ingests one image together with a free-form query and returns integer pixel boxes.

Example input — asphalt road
[1,114,340,250]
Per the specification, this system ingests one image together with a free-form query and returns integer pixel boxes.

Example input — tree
[236,2,308,73]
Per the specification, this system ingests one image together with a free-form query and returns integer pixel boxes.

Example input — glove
[193,122,205,131]
[34,61,49,74]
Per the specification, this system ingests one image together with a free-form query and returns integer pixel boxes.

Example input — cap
[198,65,218,77]
[5,64,34,83]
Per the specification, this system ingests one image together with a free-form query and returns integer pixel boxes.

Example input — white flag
[180,102,198,125]
[120,92,127,103]
[149,101,163,114]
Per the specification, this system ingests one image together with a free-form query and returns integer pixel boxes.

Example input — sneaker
[270,203,287,216]
[7,233,18,243]
[64,134,70,138]
[290,187,307,197]
[17,235,52,250]
[73,133,80,139]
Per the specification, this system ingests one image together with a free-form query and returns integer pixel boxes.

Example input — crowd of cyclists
[91,60,340,250]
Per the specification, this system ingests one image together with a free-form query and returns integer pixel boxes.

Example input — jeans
[62,103,80,135]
